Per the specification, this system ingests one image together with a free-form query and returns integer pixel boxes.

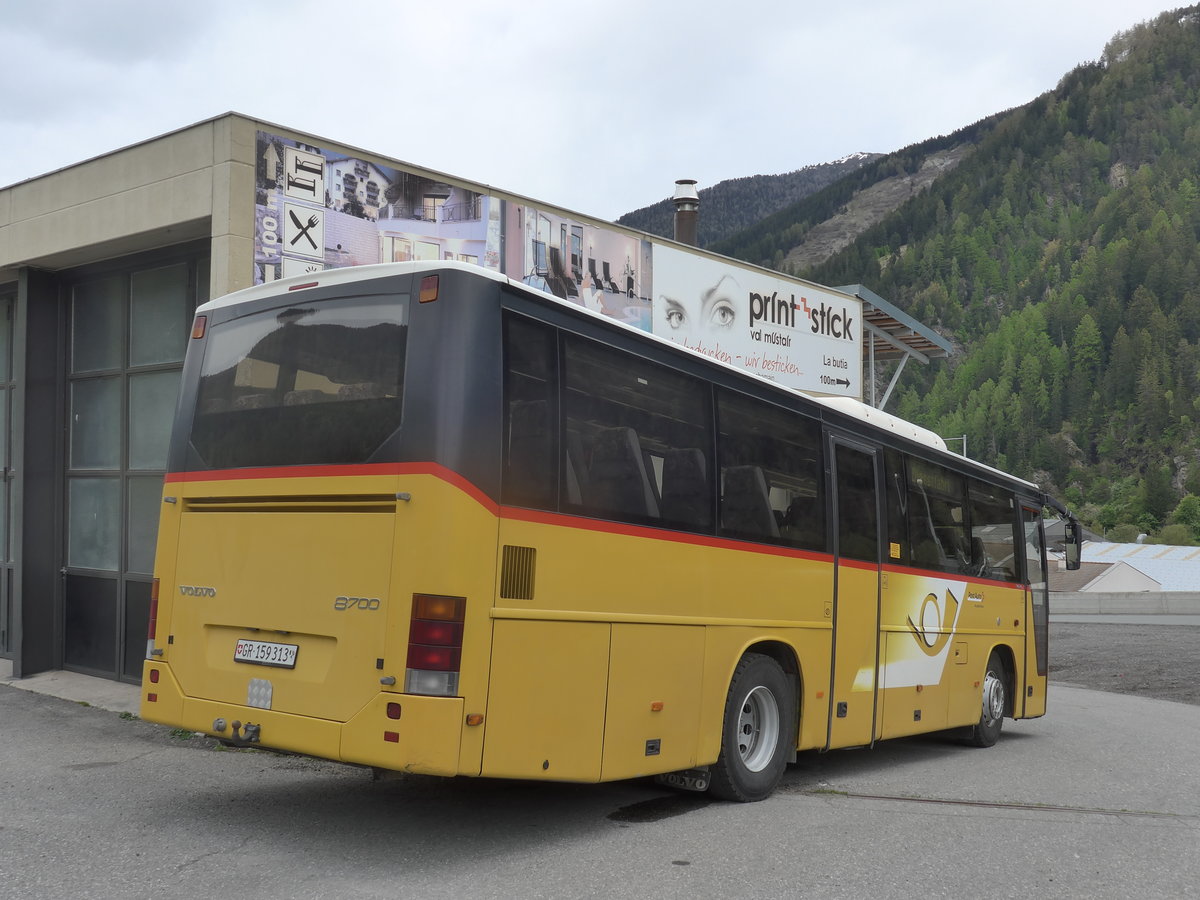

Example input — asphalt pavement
[1,671,1197,899]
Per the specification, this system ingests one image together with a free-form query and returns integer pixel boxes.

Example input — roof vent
[672,179,699,246]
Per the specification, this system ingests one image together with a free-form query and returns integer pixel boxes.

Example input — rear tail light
[145,577,160,660]
[405,593,465,696]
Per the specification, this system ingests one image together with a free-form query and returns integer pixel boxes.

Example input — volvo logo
[179,585,217,597]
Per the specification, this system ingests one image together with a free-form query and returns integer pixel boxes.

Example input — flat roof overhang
[837,283,953,364]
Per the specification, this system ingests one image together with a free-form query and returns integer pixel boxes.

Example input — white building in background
[1058,541,1200,592]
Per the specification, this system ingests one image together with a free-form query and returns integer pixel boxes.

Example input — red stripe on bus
[165,463,404,482]
[499,505,834,562]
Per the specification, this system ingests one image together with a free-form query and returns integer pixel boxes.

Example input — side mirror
[1063,517,1081,570]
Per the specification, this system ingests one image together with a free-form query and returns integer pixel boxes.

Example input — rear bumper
[140,661,465,776]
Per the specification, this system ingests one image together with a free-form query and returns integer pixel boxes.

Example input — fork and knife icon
[288,210,320,250]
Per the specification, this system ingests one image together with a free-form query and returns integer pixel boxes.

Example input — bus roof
[196,259,512,314]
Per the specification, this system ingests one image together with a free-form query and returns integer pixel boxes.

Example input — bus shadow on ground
[776,727,1041,793]
[164,724,1045,868]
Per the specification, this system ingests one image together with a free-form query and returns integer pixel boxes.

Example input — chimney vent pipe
[672,179,699,246]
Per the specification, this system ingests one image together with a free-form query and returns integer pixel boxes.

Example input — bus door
[826,438,883,749]
[1020,504,1050,718]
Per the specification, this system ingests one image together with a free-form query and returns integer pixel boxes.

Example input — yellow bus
[141,260,1080,801]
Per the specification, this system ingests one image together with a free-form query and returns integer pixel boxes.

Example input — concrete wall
[0,114,257,298]
[1052,592,1200,614]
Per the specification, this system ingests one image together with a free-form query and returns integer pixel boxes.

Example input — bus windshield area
[189,295,407,469]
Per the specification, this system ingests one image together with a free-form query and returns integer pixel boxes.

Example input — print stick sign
[652,244,862,398]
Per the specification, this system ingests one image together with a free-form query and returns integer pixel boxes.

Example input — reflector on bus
[145,577,160,660]
[419,275,439,303]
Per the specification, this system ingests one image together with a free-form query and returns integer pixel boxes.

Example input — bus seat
[781,496,822,548]
[505,401,554,506]
[338,382,388,400]
[721,466,779,539]
[584,426,659,519]
[565,453,582,506]
[283,389,330,406]
[566,430,589,500]
[660,448,710,528]
[234,392,275,410]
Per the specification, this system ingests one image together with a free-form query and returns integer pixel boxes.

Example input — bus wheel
[967,651,1007,748]
[709,653,794,802]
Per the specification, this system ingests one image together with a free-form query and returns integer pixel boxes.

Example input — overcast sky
[0,0,1178,221]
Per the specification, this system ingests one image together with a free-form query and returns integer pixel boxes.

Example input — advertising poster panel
[254,132,500,283]
[252,131,860,399]
[651,244,861,398]
[502,201,652,330]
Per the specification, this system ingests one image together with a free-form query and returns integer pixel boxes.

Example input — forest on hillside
[616,155,880,248]
[727,6,1200,543]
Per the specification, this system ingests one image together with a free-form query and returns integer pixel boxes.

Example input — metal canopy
[836,283,953,409]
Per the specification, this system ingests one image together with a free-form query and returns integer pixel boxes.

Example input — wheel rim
[981,668,1005,726]
[736,685,780,772]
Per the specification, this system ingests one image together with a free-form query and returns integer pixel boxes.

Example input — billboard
[501,201,653,331]
[651,245,861,397]
[252,131,861,399]
[254,132,499,281]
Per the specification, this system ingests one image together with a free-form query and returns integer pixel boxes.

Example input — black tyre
[967,651,1008,747]
[709,653,795,802]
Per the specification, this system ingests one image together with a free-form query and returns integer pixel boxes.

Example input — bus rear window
[189,295,407,469]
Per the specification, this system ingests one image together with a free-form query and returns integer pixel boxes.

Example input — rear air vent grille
[500,545,536,600]
[183,494,397,513]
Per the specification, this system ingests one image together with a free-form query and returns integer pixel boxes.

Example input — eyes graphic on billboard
[659,274,739,335]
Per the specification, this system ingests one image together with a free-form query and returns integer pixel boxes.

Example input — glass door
[63,260,200,680]
[826,438,883,749]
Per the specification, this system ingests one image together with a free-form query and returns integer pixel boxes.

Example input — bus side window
[715,389,824,551]
[907,458,968,575]
[967,481,1018,581]
[501,314,558,510]
[562,334,712,531]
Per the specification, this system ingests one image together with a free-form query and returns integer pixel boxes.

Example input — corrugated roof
[1080,542,1200,592]
[1086,541,1200,561]
[1050,562,1112,592]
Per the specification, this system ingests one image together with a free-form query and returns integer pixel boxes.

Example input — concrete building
[1,112,945,686]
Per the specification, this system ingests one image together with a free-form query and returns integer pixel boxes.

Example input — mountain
[713,6,1200,543]
[710,118,1004,270]
[615,153,882,248]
